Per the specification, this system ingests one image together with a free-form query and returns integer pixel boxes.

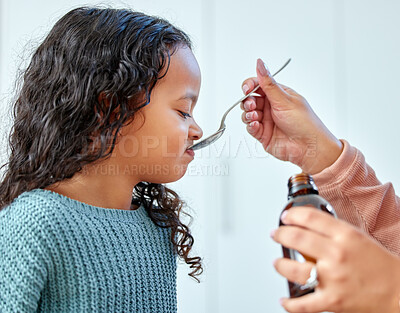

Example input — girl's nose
[190,119,203,141]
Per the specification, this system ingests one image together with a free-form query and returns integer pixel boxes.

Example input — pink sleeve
[313,140,400,255]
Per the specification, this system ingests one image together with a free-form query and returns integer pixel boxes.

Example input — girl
[0,7,203,312]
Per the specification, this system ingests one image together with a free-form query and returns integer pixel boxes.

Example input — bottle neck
[287,173,319,198]
[288,187,319,200]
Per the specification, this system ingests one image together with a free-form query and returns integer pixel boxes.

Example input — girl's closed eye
[178,110,192,119]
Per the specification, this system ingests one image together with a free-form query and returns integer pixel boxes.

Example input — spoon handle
[219,58,291,128]
[219,85,261,128]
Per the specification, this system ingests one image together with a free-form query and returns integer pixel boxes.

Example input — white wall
[1,1,400,312]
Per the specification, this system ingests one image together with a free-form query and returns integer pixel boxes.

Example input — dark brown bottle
[280,173,337,298]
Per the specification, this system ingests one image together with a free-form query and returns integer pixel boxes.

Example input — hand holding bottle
[280,173,337,298]
[241,59,343,174]
[271,206,400,313]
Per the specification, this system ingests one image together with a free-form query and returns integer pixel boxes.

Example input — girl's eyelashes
[178,110,192,119]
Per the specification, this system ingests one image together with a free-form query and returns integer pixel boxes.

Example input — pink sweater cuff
[313,139,359,187]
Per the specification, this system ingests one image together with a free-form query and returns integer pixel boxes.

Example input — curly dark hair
[0,7,202,281]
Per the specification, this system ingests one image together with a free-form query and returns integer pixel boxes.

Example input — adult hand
[271,207,400,313]
[241,59,343,174]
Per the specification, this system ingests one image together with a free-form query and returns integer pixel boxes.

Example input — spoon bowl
[190,128,226,151]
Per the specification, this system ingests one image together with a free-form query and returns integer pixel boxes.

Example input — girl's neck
[45,163,140,211]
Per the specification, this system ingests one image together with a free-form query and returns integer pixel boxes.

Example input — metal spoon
[188,58,291,151]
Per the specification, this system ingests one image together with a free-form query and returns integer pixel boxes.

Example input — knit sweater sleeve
[0,198,52,312]
[313,139,400,255]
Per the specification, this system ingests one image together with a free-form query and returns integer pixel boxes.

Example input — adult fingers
[243,94,268,113]
[281,207,349,239]
[273,258,315,286]
[240,96,257,111]
[241,110,263,124]
[280,291,330,313]
[242,77,264,96]
[242,77,271,113]
[271,225,332,261]
[246,121,263,141]
[256,58,291,104]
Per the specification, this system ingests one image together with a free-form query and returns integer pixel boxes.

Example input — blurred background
[1,0,400,312]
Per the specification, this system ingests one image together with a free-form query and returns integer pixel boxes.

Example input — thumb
[256,58,288,103]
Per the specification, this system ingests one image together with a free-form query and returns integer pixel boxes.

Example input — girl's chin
[145,165,189,184]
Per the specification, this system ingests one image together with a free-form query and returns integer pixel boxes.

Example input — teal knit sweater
[0,189,177,312]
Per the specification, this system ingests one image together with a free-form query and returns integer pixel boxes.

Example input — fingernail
[257,58,270,77]
[270,229,276,238]
[242,84,249,94]
[280,211,288,223]
[249,121,256,129]
[244,101,251,110]
[279,298,286,306]
[246,112,252,120]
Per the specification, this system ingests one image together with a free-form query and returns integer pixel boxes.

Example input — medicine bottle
[280,173,337,298]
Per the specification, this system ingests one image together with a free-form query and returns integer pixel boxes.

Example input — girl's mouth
[185,149,195,157]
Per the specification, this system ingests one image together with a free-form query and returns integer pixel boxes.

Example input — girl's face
[114,46,203,184]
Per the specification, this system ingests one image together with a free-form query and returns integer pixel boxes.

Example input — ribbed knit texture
[313,139,400,255]
[0,189,177,312]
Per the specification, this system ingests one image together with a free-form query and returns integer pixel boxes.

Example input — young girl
[0,7,203,312]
